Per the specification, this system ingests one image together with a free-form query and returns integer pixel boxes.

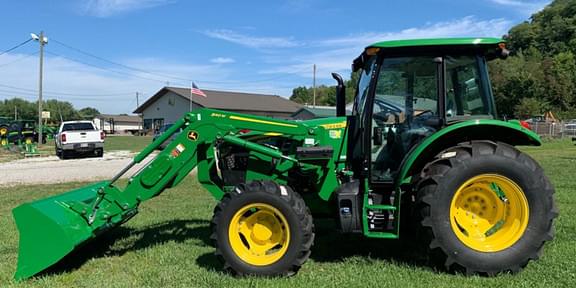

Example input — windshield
[62,123,95,131]
[375,56,439,122]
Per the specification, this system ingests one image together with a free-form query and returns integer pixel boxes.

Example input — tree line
[290,0,576,120]
[0,98,100,123]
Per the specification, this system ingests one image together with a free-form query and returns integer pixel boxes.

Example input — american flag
[191,82,207,97]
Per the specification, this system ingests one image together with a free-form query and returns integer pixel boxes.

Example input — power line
[0,83,137,97]
[45,50,177,85]
[50,37,312,85]
[0,89,132,102]
[52,38,193,82]
[0,51,39,68]
[0,39,33,56]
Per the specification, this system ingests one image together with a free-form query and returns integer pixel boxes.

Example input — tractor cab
[343,38,509,183]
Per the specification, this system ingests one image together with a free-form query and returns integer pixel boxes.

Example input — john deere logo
[188,131,199,141]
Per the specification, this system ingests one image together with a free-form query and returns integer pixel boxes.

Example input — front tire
[415,141,557,275]
[211,181,314,276]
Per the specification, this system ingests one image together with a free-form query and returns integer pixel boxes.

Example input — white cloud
[210,57,236,64]
[488,0,551,15]
[0,53,228,114]
[317,16,511,47]
[83,0,173,17]
[262,16,513,82]
[203,29,300,49]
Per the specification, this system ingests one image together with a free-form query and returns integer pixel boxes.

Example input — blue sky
[0,0,550,114]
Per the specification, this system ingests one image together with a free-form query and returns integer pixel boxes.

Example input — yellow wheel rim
[0,138,6,146]
[25,138,32,144]
[228,203,290,266]
[0,127,6,136]
[450,174,529,252]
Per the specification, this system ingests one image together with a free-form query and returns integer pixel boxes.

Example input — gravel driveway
[0,151,156,186]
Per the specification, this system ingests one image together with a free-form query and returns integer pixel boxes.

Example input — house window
[143,119,153,130]
[168,95,175,106]
[153,118,164,132]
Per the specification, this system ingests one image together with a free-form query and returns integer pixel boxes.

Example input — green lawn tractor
[0,117,10,146]
[6,120,44,145]
[12,38,557,280]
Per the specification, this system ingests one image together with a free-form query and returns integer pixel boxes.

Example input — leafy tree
[78,107,101,120]
[0,98,37,120]
[489,0,576,119]
[43,99,79,122]
[290,71,359,106]
[289,86,311,105]
[515,97,549,118]
[0,98,101,123]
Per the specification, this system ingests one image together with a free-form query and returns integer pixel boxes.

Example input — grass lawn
[104,135,153,153]
[1,140,575,287]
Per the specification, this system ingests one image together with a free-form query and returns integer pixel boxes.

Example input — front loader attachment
[12,181,124,280]
[12,117,188,280]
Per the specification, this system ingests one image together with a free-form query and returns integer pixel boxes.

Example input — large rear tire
[211,181,314,276]
[415,141,557,275]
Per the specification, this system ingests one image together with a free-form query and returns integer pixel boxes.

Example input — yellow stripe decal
[229,115,298,128]
[320,121,347,129]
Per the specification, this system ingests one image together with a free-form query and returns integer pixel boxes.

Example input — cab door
[369,56,443,183]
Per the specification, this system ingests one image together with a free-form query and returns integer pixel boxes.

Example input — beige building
[93,114,142,135]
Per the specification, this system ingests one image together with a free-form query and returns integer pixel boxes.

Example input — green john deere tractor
[0,117,10,146]
[6,120,43,145]
[12,38,557,280]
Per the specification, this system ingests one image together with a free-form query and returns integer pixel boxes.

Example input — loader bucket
[12,181,123,280]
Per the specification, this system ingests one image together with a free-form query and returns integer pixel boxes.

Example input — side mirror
[331,73,346,117]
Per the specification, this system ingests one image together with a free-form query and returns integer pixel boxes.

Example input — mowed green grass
[104,136,153,153]
[1,140,575,287]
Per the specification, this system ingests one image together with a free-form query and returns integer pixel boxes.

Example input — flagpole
[190,81,193,112]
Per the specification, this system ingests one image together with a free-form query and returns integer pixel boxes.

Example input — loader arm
[12,108,331,280]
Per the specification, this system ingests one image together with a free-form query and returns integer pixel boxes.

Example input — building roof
[368,37,503,49]
[96,114,142,123]
[134,87,302,114]
[292,106,337,118]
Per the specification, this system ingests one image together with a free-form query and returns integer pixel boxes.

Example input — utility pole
[32,31,48,145]
[136,92,142,133]
[189,81,193,112]
[313,64,316,108]
[14,106,18,120]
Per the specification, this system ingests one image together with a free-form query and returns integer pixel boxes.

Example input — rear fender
[396,119,541,186]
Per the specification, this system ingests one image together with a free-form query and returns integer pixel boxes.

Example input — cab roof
[368,37,503,49]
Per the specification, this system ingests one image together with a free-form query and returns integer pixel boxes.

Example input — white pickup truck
[55,121,105,159]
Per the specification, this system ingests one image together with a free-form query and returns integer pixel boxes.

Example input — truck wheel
[211,181,314,276]
[415,141,557,275]
[95,148,103,157]
[61,150,73,160]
